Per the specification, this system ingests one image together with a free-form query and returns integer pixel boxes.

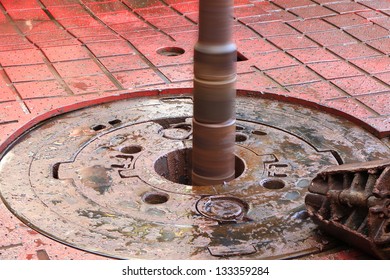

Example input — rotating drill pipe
[192,0,237,186]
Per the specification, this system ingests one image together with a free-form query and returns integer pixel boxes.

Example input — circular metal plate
[0,93,389,259]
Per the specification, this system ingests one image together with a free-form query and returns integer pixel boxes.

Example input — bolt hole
[91,124,106,131]
[252,130,267,136]
[120,145,142,154]
[385,222,390,233]
[157,47,185,57]
[237,51,248,62]
[142,191,169,204]
[260,178,286,190]
[235,133,248,142]
[108,119,122,125]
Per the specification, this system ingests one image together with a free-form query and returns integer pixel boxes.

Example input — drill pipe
[192,0,237,186]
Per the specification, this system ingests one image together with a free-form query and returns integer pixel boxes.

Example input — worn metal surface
[1,93,390,259]
[306,159,390,259]
[192,0,237,185]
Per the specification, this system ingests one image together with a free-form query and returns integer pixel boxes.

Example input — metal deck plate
[0,93,389,259]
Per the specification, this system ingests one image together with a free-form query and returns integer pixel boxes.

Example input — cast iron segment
[305,159,390,259]
[192,0,237,185]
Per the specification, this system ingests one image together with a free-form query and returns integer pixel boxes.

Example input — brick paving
[0,0,389,259]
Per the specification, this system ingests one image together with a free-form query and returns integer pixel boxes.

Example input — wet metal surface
[0,94,390,259]
[306,159,390,259]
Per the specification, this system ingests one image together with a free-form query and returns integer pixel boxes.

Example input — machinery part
[192,0,237,185]
[306,159,390,259]
[1,93,390,259]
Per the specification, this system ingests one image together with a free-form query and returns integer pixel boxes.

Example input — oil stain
[78,165,112,194]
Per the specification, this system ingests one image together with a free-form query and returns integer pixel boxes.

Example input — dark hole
[157,47,185,57]
[120,145,142,154]
[154,148,245,186]
[91,124,106,131]
[260,178,286,190]
[142,192,169,204]
[252,130,267,136]
[235,133,248,142]
[236,125,245,131]
[385,222,390,233]
[237,51,248,62]
[108,119,122,125]
[52,162,60,179]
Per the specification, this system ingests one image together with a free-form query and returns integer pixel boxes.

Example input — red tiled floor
[236,38,278,56]
[272,0,315,9]
[2,0,41,10]
[268,35,318,50]
[251,51,300,70]
[368,37,390,54]
[250,21,300,37]
[324,2,370,14]
[159,64,193,82]
[265,65,322,86]
[331,76,389,96]
[307,30,358,46]
[324,98,376,119]
[53,59,104,78]
[308,61,363,79]
[14,80,67,99]
[48,5,91,19]
[65,75,118,94]
[42,45,91,62]
[375,72,390,84]
[351,56,390,74]
[0,49,44,66]
[287,48,339,64]
[345,24,390,42]
[358,92,390,115]
[135,6,176,18]
[98,54,149,72]
[286,81,347,102]
[8,9,50,21]
[0,82,16,102]
[290,5,336,19]
[113,69,166,88]
[0,102,25,123]
[86,40,135,57]
[328,43,381,60]
[289,18,337,34]
[4,64,55,83]
[324,14,371,29]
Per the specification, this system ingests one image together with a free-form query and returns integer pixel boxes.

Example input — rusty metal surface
[1,94,390,259]
[192,0,237,185]
[306,159,390,259]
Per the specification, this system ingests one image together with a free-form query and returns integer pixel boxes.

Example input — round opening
[235,133,248,142]
[385,222,390,233]
[142,191,169,204]
[236,125,245,131]
[120,145,142,154]
[252,130,267,136]
[260,178,286,190]
[156,47,185,57]
[154,148,245,186]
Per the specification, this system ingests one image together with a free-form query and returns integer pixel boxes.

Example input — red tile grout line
[78,0,173,85]
[118,0,175,40]
[252,3,385,117]
[37,0,125,91]
[0,3,75,99]
[350,0,390,19]
[159,0,199,25]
